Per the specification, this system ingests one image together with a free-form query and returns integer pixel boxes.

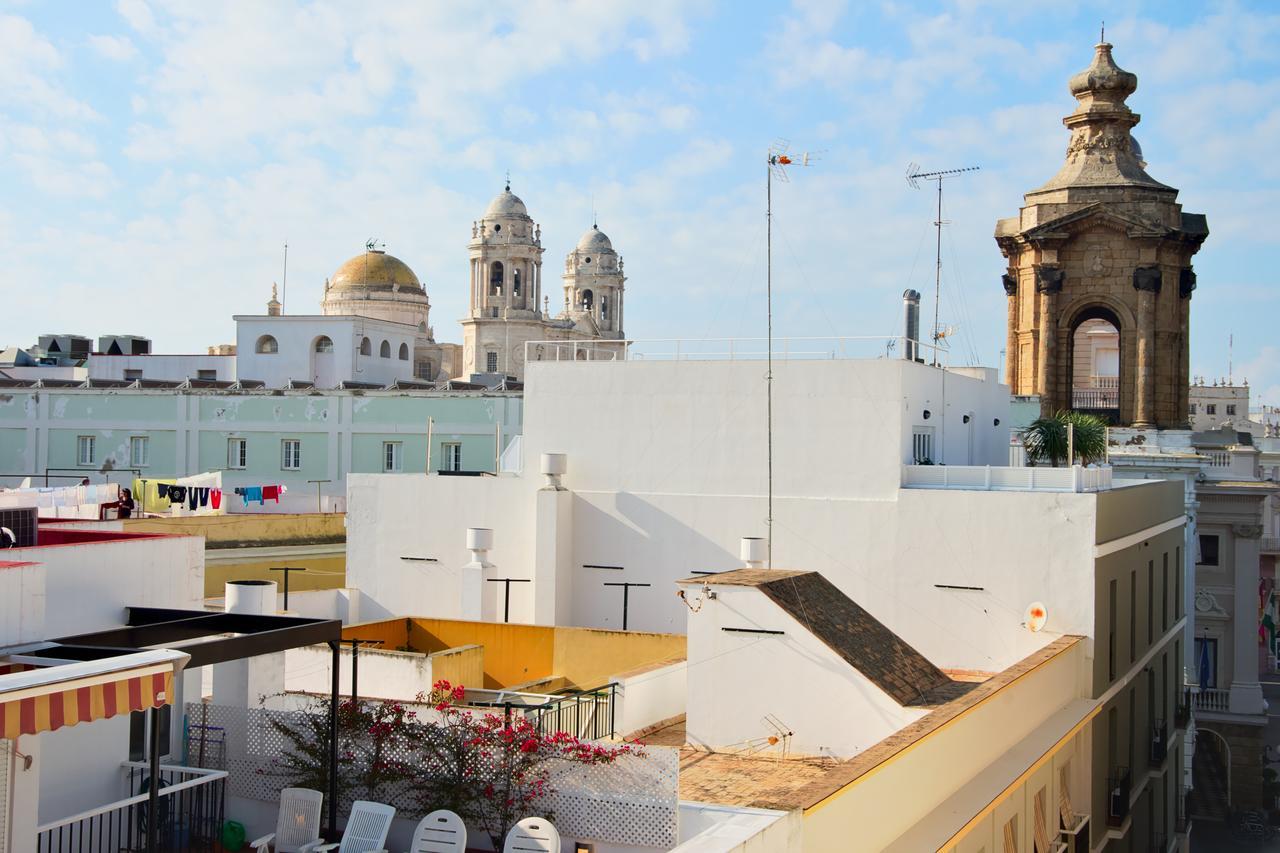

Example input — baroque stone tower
[561,225,626,337]
[995,42,1208,427]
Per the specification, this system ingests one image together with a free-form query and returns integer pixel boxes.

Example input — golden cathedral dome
[327,249,424,295]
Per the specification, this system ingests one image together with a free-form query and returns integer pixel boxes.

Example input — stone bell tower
[995,41,1208,428]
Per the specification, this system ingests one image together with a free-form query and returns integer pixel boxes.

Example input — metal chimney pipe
[902,289,921,362]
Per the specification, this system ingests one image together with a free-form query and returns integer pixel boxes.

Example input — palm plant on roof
[1021,410,1108,467]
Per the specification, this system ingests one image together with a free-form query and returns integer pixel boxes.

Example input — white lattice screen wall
[186,703,677,848]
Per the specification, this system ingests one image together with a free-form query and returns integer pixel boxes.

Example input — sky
[1,1,1277,401]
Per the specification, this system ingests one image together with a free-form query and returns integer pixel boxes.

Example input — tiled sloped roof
[688,568,952,706]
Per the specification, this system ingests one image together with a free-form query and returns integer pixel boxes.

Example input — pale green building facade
[0,387,522,511]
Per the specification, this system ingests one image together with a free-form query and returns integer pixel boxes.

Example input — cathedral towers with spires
[995,41,1208,428]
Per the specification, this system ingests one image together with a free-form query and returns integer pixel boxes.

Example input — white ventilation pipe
[466,528,494,564]
[740,537,767,569]
[226,579,277,615]
[540,452,567,489]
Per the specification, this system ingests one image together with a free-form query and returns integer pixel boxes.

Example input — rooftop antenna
[504,169,511,192]
[280,242,288,314]
[1100,21,1105,42]
[906,163,980,366]
[1229,332,1234,385]
[766,140,818,568]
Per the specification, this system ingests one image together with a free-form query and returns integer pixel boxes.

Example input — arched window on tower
[256,335,278,354]
[380,340,391,358]
[398,343,409,360]
[601,294,609,322]
[490,262,504,295]
[314,336,334,353]
[359,337,372,356]
[581,289,593,311]
[1070,314,1121,420]
[513,268,521,297]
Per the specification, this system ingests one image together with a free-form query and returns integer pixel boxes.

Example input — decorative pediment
[1020,203,1167,242]
[1194,589,1228,619]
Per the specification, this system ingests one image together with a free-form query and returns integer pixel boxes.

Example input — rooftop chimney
[740,537,767,569]
[902,289,921,362]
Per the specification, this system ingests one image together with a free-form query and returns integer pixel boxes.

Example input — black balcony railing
[520,683,617,741]
[1175,690,1191,729]
[1107,767,1132,827]
[1149,719,1168,767]
[36,762,226,853]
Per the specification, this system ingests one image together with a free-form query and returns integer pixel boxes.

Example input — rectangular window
[77,435,95,466]
[1152,560,1162,640]
[1162,558,1169,632]
[1226,404,1237,416]
[1033,787,1050,853]
[383,441,402,473]
[442,442,462,472]
[1198,534,1219,566]
[129,436,149,468]
[227,438,247,470]
[1206,404,1216,416]
[1109,578,1117,682]
[912,427,935,464]
[486,351,499,373]
[1129,571,1136,663]
[281,439,301,471]
[1194,638,1217,688]
[197,369,217,381]
[1128,687,1136,775]
[1175,546,1183,618]
[123,368,143,380]
[1188,404,1197,416]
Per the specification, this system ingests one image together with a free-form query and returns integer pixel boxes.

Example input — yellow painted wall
[430,644,484,689]
[124,512,346,547]
[346,618,686,691]
[205,552,344,598]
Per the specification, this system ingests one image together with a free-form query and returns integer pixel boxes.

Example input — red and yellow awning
[0,662,175,739]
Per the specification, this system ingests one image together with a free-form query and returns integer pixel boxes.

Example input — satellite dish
[1025,601,1048,632]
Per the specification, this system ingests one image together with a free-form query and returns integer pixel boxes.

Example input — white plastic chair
[305,800,396,853]
[409,810,467,852]
[503,817,560,853]
[250,787,324,853]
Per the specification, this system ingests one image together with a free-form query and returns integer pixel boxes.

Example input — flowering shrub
[270,681,643,848]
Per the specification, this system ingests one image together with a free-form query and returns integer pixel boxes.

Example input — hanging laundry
[241,485,263,506]
[199,487,209,508]
[263,485,280,503]
[188,488,199,511]
[211,489,222,510]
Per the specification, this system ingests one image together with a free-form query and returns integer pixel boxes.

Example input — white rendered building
[234,313,419,389]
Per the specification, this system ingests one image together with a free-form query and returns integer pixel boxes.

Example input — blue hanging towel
[242,485,263,506]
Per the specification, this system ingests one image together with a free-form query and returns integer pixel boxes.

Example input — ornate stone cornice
[1133,266,1162,293]
[1035,265,1064,294]
[1179,267,1197,299]
[1002,273,1017,296]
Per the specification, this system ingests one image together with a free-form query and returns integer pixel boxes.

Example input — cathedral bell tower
[462,183,546,376]
[561,224,625,338]
[995,41,1208,428]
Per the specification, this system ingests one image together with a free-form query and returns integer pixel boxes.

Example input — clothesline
[0,483,120,515]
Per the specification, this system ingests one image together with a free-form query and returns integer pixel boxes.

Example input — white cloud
[88,33,138,61]
[0,14,97,118]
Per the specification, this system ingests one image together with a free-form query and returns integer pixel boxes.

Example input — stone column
[1035,265,1064,410]
[1179,267,1196,426]
[1002,272,1018,388]
[1229,523,1266,716]
[1133,266,1162,427]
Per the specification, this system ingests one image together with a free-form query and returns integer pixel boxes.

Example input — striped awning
[0,652,183,739]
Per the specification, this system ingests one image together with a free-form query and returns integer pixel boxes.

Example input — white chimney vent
[225,579,276,615]
[740,537,767,569]
[540,452,567,489]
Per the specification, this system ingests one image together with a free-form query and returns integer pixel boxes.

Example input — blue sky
[2,1,1277,399]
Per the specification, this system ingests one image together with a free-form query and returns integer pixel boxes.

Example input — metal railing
[1091,375,1119,390]
[36,762,226,853]
[524,336,951,366]
[520,684,617,741]
[902,464,1113,493]
[1191,686,1230,713]
[1259,536,1280,554]
[1072,387,1118,409]
[1149,719,1167,767]
[1107,767,1131,827]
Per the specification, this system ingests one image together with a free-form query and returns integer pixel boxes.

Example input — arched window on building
[314,336,334,353]
[256,335,278,354]
[359,337,372,356]
[490,262,504,295]
[398,343,409,360]
[581,289,594,311]
[601,294,609,322]
[513,268,522,297]
[380,340,391,358]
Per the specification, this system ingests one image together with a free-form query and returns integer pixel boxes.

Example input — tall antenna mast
[1229,332,1233,385]
[906,164,979,365]
[766,142,817,568]
[281,242,289,314]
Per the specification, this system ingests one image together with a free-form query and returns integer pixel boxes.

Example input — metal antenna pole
[281,242,288,314]
[766,154,773,569]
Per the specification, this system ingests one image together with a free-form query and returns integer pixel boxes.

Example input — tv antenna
[906,164,979,365]
[765,140,819,567]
